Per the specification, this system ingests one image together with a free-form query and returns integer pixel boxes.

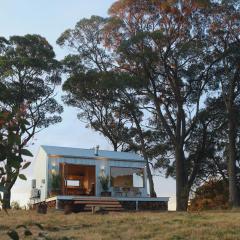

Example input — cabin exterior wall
[33,147,48,202]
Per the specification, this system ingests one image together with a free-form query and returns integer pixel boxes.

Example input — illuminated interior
[60,163,96,196]
[110,167,144,188]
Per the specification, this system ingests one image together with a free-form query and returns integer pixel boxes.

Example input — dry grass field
[0,210,240,240]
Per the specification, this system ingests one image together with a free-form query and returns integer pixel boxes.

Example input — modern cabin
[31,145,169,211]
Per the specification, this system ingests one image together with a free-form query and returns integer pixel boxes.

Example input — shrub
[11,201,21,210]
[189,179,229,211]
[51,174,61,191]
[99,175,109,192]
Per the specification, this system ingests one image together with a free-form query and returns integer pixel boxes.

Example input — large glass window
[110,167,144,188]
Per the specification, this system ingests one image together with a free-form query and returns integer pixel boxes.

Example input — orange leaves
[160,2,172,13]
[3,111,9,117]
[0,111,9,127]
[189,180,229,211]
[210,22,219,32]
[0,104,28,131]
[154,0,180,16]
[182,5,192,16]
[192,0,210,9]
[109,0,138,16]
[0,120,5,128]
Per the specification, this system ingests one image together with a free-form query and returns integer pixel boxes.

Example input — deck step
[68,197,124,212]
[74,201,121,205]
[73,197,115,201]
[84,207,124,211]
[85,204,122,208]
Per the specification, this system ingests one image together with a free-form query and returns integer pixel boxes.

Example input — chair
[132,187,141,197]
[122,187,130,197]
[113,187,123,197]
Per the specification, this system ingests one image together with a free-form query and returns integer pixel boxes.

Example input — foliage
[58,16,129,152]
[51,174,61,191]
[99,175,110,192]
[189,180,229,211]
[7,222,53,240]
[0,34,63,208]
[205,1,240,207]
[0,106,33,209]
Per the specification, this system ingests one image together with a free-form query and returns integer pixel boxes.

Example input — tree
[58,0,240,207]
[106,0,211,210]
[207,1,240,207]
[62,67,129,151]
[58,16,129,151]
[116,90,158,197]
[0,35,63,208]
[0,105,36,209]
[58,16,158,196]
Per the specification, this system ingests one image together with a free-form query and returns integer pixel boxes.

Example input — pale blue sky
[0,0,176,210]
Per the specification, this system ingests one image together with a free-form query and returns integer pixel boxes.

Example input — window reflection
[110,167,144,188]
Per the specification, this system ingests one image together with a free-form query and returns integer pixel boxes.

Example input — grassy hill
[0,210,240,239]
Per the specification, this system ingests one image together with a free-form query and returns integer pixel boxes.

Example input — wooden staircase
[74,197,124,211]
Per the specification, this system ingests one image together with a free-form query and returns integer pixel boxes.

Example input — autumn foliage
[189,180,229,211]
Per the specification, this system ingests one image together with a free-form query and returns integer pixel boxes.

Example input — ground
[0,210,240,240]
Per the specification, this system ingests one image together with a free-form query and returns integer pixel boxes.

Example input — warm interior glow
[111,167,144,188]
[60,163,96,196]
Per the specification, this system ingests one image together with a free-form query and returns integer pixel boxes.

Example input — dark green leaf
[33,223,44,230]
[9,157,21,169]
[22,162,31,170]
[8,133,21,145]
[24,229,32,236]
[21,149,33,157]
[18,174,27,181]
[7,230,19,240]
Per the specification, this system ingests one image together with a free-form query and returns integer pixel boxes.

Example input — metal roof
[40,145,144,162]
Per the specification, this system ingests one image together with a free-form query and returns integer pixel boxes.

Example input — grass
[0,210,240,239]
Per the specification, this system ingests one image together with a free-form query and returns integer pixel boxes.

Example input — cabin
[31,145,169,211]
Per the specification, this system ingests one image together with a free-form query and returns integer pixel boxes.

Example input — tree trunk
[145,159,156,197]
[2,161,19,210]
[129,106,157,198]
[113,143,118,152]
[2,188,11,209]
[175,146,189,211]
[227,112,239,208]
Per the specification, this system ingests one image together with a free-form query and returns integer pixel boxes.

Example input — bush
[189,179,229,211]
[51,174,61,191]
[11,201,21,210]
[99,175,109,192]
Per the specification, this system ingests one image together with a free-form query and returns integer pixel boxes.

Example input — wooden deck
[45,196,169,211]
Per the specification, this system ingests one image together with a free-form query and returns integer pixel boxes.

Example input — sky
[0,0,176,210]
